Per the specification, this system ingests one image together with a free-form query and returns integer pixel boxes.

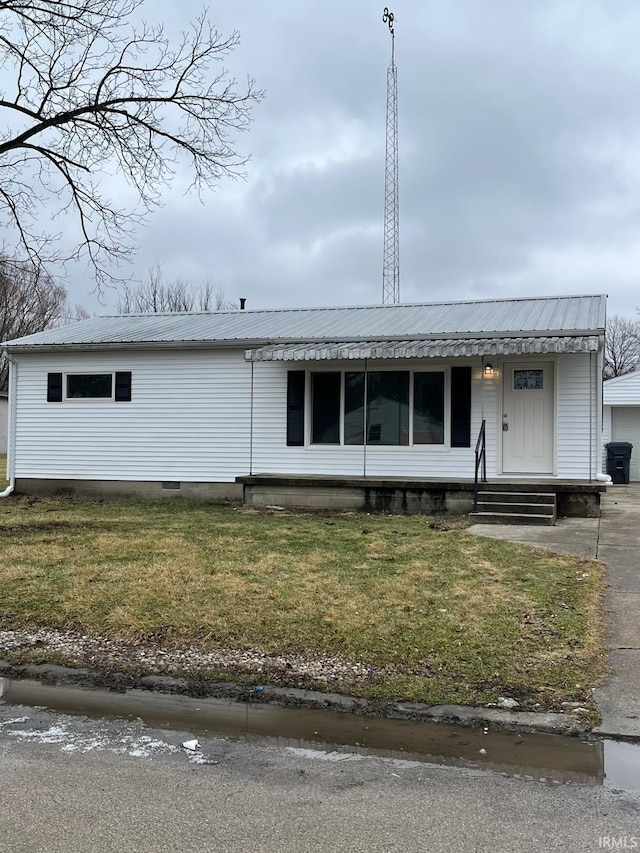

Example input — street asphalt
[469,484,640,740]
[0,702,639,853]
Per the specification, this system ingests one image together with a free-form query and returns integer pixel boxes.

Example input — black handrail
[473,419,487,511]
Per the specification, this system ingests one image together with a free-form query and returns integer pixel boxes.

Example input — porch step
[470,491,557,526]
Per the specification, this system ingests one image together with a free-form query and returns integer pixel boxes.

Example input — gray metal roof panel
[3,294,607,349]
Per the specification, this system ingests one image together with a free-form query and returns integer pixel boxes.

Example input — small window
[514,369,543,391]
[66,373,113,399]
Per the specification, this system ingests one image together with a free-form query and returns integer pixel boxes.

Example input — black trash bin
[606,442,634,485]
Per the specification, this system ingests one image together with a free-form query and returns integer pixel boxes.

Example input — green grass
[0,495,608,710]
[0,455,6,489]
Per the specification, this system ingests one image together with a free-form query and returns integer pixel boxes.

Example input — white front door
[502,362,554,474]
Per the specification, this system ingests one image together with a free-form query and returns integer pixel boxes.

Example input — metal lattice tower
[382,7,399,305]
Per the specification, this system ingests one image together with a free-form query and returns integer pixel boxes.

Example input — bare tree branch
[0,0,263,289]
[0,254,84,388]
[605,315,640,379]
[117,264,236,313]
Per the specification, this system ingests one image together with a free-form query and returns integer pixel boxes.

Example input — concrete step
[469,511,557,526]
[475,501,555,516]
[476,491,556,504]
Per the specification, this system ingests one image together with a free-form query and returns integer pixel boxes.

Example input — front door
[502,362,554,474]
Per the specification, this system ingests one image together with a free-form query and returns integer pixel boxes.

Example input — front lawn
[0,496,607,710]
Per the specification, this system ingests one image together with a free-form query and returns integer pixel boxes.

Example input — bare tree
[0,255,70,389]
[605,315,640,379]
[117,265,236,313]
[0,0,263,287]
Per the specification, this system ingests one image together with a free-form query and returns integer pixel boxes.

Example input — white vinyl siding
[12,349,599,484]
[555,352,598,479]
[604,370,640,405]
[13,350,251,482]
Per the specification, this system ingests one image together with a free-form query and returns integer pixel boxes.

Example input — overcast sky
[65,1,640,318]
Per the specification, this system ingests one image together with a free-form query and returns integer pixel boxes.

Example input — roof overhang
[245,335,602,362]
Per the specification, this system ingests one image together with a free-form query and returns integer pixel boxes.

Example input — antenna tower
[382,7,399,304]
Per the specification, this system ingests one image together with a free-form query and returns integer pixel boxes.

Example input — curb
[0,660,591,738]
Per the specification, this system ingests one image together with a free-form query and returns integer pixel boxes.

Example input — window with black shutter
[286,371,305,446]
[47,371,132,401]
[450,366,472,447]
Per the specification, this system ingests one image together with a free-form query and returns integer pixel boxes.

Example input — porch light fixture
[483,363,494,376]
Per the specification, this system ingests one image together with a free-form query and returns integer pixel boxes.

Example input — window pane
[312,373,341,444]
[66,374,112,398]
[366,371,409,445]
[344,372,365,445]
[414,372,444,444]
[514,369,543,390]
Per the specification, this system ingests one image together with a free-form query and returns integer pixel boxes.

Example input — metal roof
[3,294,607,351]
[246,336,601,362]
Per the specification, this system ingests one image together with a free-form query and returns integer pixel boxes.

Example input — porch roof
[244,335,601,362]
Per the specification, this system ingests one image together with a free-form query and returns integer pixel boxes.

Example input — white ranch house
[2,294,608,518]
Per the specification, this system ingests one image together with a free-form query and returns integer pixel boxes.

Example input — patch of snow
[285,747,361,762]
[3,717,179,759]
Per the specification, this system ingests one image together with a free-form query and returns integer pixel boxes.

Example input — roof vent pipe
[239,298,246,311]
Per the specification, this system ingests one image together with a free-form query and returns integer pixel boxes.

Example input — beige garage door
[612,407,640,481]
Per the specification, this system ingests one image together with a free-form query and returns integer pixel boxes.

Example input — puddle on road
[1,676,638,789]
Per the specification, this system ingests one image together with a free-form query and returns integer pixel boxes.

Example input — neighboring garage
[603,370,640,482]
[0,391,7,455]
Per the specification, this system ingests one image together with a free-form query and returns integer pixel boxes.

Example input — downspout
[1,353,17,498]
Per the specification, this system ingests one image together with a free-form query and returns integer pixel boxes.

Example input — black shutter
[114,371,132,402]
[47,372,63,402]
[286,371,305,446]
[450,366,471,447]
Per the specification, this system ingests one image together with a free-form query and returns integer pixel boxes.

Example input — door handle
[502,422,509,431]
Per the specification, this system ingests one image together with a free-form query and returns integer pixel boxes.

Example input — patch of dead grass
[0,495,608,709]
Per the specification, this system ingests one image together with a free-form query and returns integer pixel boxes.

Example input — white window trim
[63,371,116,402]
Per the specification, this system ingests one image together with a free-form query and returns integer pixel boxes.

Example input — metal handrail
[473,419,487,511]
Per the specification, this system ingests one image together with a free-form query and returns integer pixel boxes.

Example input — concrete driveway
[470,485,640,739]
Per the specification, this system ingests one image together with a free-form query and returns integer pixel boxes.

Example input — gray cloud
[52,0,640,317]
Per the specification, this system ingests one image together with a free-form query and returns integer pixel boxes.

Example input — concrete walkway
[469,485,640,739]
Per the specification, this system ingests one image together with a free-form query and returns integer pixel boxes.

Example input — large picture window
[310,369,446,446]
